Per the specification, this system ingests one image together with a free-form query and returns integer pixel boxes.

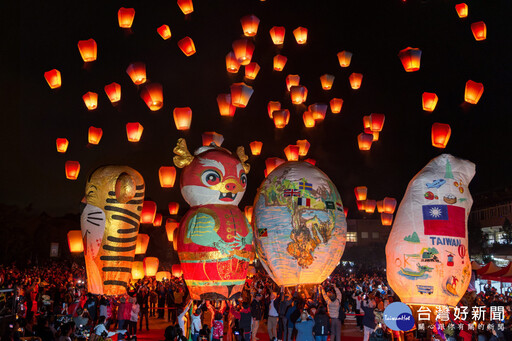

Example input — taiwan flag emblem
[422,205,466,238]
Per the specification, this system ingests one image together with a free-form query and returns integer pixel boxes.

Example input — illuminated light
[363,115,371,130]
[135,234,150,254]
[273,54,288,71]
[309,103,328,121]
[244,206,254,224]
[232,39,255,65]
[132,261,144,280]
[141,201,157,224]
[273,109,290,128]
[398,47,422,72]
[202,132,224,147]
[140,83,163,111]
[455,3,468,18]
[320,74,335,90]
[377,200,384,213]
[67,230,83,253]
[126,122,143,142]
[159,166,177,188]
[165,219,179,241]
[365,199,376,213]
[293,27,308,44]
[225,52,241,73]
[157,25,172,40]
[172,264,183,278]
[422,92,438,112]
[245,62,260,80]
[177,0,194,15]
[369,113,385,132]
[354,187,368,201]
[286,74,300,91]
[296,140,310,156]
[143,257,159,277]
[358,133,373,150]
[240,14,260,37]
[290,85,308,104]
[431,123,451,149]
[230,82,254,108]
[265,157,286,175]
[349,73,363,89]
[56,138,69,153]
[249,141,263,155]
[471,21,486,41]
[82,92,98,110]
[267,101,281,119]
[330,98,343,113]
[88,126,103,145]
[126,62,147,85]
[371,131,379,142]
[77,39,97,62]
[153,214,163,227]
[304,158,316,166]
[356,200,365,211]
[344,207,349,218]
[303,111,315,128]
[118,7,135,28]
[269,26,285,45]
[178,37,196,56]
[104,82,121,103]
[284,145,300,161]
[383,197,397,214]
[44,69,61,89]
[217,94,236,117]
[464,80,484,104]
[65,161,80,180]
[156,271,171,282]
[337,51,353,67]
[168,202,179,215]
[173,107,192,130]
[381,213,393,226]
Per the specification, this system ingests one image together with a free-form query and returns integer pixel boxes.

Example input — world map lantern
[385,154,475,306]
[253,161,347,286]
[173,138,254,300]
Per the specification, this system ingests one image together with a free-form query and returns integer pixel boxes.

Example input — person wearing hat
[251,293,263,341]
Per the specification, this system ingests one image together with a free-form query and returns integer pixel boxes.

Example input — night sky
[3,0,511,217]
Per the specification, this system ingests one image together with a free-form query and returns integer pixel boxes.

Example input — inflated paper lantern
[320,74,335,90]
[471,21,486,41]
[253,161,347,286]
[140,83,163,111]
[422,92,438,112]
[431,123,451,149]
[386,154,475,306]
[171,264,183,278]
[230,83,254,108]
[250,141,263,155]
[159,166,177,188]
[44,69,61,89]
[349,73,363,89]
[141,201,157,224]
[132,262,145,280]
[244,206,253,224]
[156,271,171,281]
[464,80,484,104]
[273,109,290,128]
[65,161,80,180]
[153,213,163,227]
[269,26,285,45]
[67,230,84,253]
[173,107,192,130]
[267,101,281,118]
[455,3,468,18]
[381,213,393,226]
[56,138,69,153]
[104,82,121,103]
[126,122,143,142]
[365,200,376,213]
[126,62,147,85]
[369,113,385,132]
[273,55,288,71]
[178,37,196,56]
[304,158,316,166]
[217,94,236,117]
[398,47,422,72]
[363,115,371,130]
[354,186,368,201]
[177,0,194,15]
[165,219,179,241]
[245,62,260,80]
[157,25,172,40]
[371,131,380,142]
[202,132,224,147]
[232,39,255,65]
[303,111,315,128]
[357,200,365,211]
[265,157,286,175]
[377,200,384,213]
[337,51,353,67]
[118,7,135,28]
[290,86,308,104]
[330,98,343,113]
[284,145,300,161]
[226,52,241,73]
[143,257,159,277]
[296,140,310,157]
[135,234,150,255]
[286,74,300,91]
[293,27,308,44]
[82,92,98,110]
[358,133,373,150]
[309,103,328,121]
[168,202,180,215]
[240,14,260,37]
[77,39,97,62]
[88,126,103,145]
[383,197,397,214]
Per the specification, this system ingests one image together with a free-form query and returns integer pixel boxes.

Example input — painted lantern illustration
[173,138,254,300]
[385,154,475,306]
[252,161,347,286]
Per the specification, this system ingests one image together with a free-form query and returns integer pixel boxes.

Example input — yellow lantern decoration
[267,101,281,118]
[173,107,193,130]
[135,234,150,255]
[471,21,487,41]
[354,186,368,201]
[82,92,98,110]
[67,230,84,253]
[226,52,241,73]
[159,166,177,188]
[290,85,308,104]
[320,74,335,90]
[422,92,438,112]
[177,0,194,15]
[104,82,121,103]
[153,213,163,227]
[88,126,103,145]
[286,74,300,91]
[132,261,145,280]
[381,213,393,226]
[65,161,80,180]
[77,39,97,62]
[143,257,159,277]
[156,271,172,282]
[337,51,353,67]
[455,3,468,18]
[245,62,260,80]
[303,111,315,128]
[349,73,363,89]
[165,219,179,242]
[44,69,61,89]
[202,132,224,147]
[330,98,343,113]
[140,83,163,111]
[296,140,310,156]
[126,122,143,142]
[249,141,263,156]
[240,14,260,37]
[273,55,287,71]
[230,83,254,108]
[464,80,484,104]
[293,27,308,44]
[126,62,147,85]
[398,47,422,72]
[217,94,236,117]
[178,37,196,56]
[56,138,69,153]
[232,39,255,65]
[118,7,135,28]
[157,25,172,40]
[269,26,285,45]
[273,109,290,128]
[284,145,300,161]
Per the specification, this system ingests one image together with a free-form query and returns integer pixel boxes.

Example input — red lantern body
[422,92,438,112]
[118,7,135,28]
[356,200,365,211]
[398,47,422,72]
[166,219,179,241]
[286,74,300,91]
[354,186,368,201]
[320,74,335,90]
[273,55,288,71]
[168,202,180,215]
[173,107,192,130]
[104,82,121,103]
[383,197,397,214]
[157,25,172,40]
[240,14,260,37]
[290,86,308,104]
[126,122,143,142]
[265,157,286,175]
[140,83,163,111]
[249,141,263,155]
[78,39,97,62]
[171,264,183,278]
[303,111,315,128]
[293,27,308,44]
[230,83,254,108]
[471,21,486,41]
[126,62,147,85]
[284,145,300,161]
[44,69,61,89]
[337,51,353,67]
[65,161,80,180]
[56,138,68,153]
[67,230,84,252]
[245,62,260,80]
[232,39,255,65]
[349,73,363,89]
[143,257,159,277]
[217,94,236,117]
[273,109,290,128]
[141,201,157,224]
[431,123,451,148]
[82,92,98,110]
[159,166,177,188]
[177,0,194,15]
[153,214,163,227]
[226,52,240,73]
[267,101,281,118]
[269,26,285,45]
[88,126,103,145]
[202,132,224,147]
[455,3,468,18]
[464,80,484,104]
[178,37,196,56]
[135,234,150,254]
[369,113,385,132]
[381,213,394,226]
[358,133,373,150]
[296,140,310,156]
[304,158,316,166]
[330,98,343,113]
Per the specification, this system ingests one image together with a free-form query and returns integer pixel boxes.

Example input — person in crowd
[361,294,376,341]
[295,311,315,341]
[267,289,283,341]
[129,296,140,337]
[250,293,263,341]
[191,304,204,341]
[138,286,150,331]
[320,283,341,341]
[312,306,329,341]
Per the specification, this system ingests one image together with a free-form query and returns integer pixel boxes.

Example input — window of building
[346,232,357,242]
[361,232,369,239]
[372,232,379,239]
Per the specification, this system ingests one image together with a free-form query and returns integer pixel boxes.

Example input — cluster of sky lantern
[354,186,398,226]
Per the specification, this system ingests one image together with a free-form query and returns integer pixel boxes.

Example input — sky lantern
[464,80,484,104]
[153,213,163,227]
[265,157,286,175]
[330,98,343,113]
[232,39,255,65]
[171,264,183,278]
[168,202,180,216]
[269,26,285,45]
[290,85,308,104]
[143,257,159,277]
[365,199,376,213]
[44,69,61,89]
[337,51,353,67]
[273,54,288,71]
[217,94,236,117]
[165,219,179,241]
[156,271,172,281]
[157,25,172,40]
[343,207,349,218]
[303,111,316,128]
[273,109,290,128]
[286,74,300,91]
[381,213,393,226]
[65,161,80,180]
[354,186,368,201]
[140,83,163,111]
[225,52,241,73]
[77,39,97,62]
[383,197,397,214]
[173,107,192,130]
[141,201,157,224]
[377,200,384,213]
[398,47,422,72]
[56,138,68,153]
[293,27,308,44]
[240,14,260,37]
[177,0,194,15]
[244,206,253,224]
[296,139,310,157]
[249,141,263,155]
[230,82,254,108]
[369,113,385,132]
[159,166,177,188]
[267,101,281,118]
[356,200,365,211]
[284,145,300,161]
[320,74,335,90]
[126,62,147,85]
[132,262,144,280]
[471,21,487,41]
[455,3,468,18]
[304,158,316,166]
[349,73,363,89]
[126,122,143,142]
[67,230,83,253]
[88,126,103,145]
[118,7,135,28]
[82,92,98,110]
[135,234,150,255]
[178,37,196,56]
[309,103,328,121]
[104,82,121,103]
[431,123,451,148]
[202,132,224,147]
[371,131,380,142]
[245,62,260,80]
[363,115,371,130]
[358,133,373,150]
[422,92,438,112]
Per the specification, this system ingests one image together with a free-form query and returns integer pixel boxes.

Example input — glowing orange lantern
[471,21,486,41]
[422,92,438,112]
[267,101,281,118]
[349,73,363,89]
[330,98,343,113]
[371,131,380,142]
[365,200,376,213]
[455,3,468,18]
[173,107,192,130]
[82,92,98,110]
[165,219,179,241]
[343,207,349,218]
[249,141,263,155]
[240,14,260,37]
[265,157,285,175]
[304,158,316,166]
[286,74,300,91]
[156,271,171,281]
[230,83,254,108]
[245,62,260,80]
[377,200,384,213]
[104,82,121,103]
[226,52,240,73]
[303,111,315,128]
[172,264,183,278]
[143,257,159,277]
[431,123,451,148]
[118,8,135,28]
[126,62,147,85]
[273,55,287,71]
[159,166,177,188]
[135,234,150,255]
[217,94,236,117]
[126,122,143,142]
[153,213,163,227]
[232,39,255,65]
[157,25,172,40]
[269,26,285,45]
[88,126,103,145]
[284,145,300,161]
[337,51,353,67]
[383,197,397,214]
[178,37,196,56]
[65,161,80,180]
[356,200,365,211]
[177,0,194,15]
[56,138,68,153]
[67,230,83,253]
[172,228,179,250]
[202,132,224,147]
[168,202,179,215]
[369,113,385,132]
[354,187,368,201]
[273,109,290,128]
[398,47,422,72]
[140,83,163,111]
[244,206,253,224]
[358,133,373,150]
[141,201,157,224]
[44,69,61,89]
[363,115,371,130]
[293,27,308,44]
[290,86,308,104]
[320,74,335,90]
[464,80,484,104]
[77,39,97,62]
[381,213,393,226]
[296,140,310,156]
[132,261,144,280]
[309,103,328,121]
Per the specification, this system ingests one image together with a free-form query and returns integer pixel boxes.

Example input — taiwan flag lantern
[173,107,192,130]
[104,82,121,103]
[157,25,172,40]
[159,166,177,188]
[330,98,343,113]
[230,83,254,108]
[398,47,422,72]
[267,101,281,118]
[67,230,84,253]
[140,83,163,111]
[293,27,308,44]
[44,69,61,89]
[172,264,183,278]
[153,213,163,227]
[245,62,260,80]
[83,92,98,110]
[349,73,363,89]
[78,39,97,62]
[422,92,438,112]
[273,55,288,71]
[141,201,157,224]
[337,51,352,67]
[354,186,368,201]
[178,37,196,56]
[118,8,135,28]
[269,26,285,45]
[249,141,263,155]
[168,202,179,215]
[464,80,484,104]
[126,62,147,85]
[240,14,260,37]
[172,138,254,299]
[202,132,224,147]
[143,257,159,277]
[65,161,80,180]
[226,52,241,73]
[88,126,103,145]
[135,234,150,254]
[471,21,486,41]
[253,161,347,286]
[386,154,475,306]
[232,39,255,65]
[455,3,468,18]
[431,123,451,149]
[217,94,236,117]
[126,122,143,142]
[56,138,69,153]
[286,74,300,91]
[177,0,194,15]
